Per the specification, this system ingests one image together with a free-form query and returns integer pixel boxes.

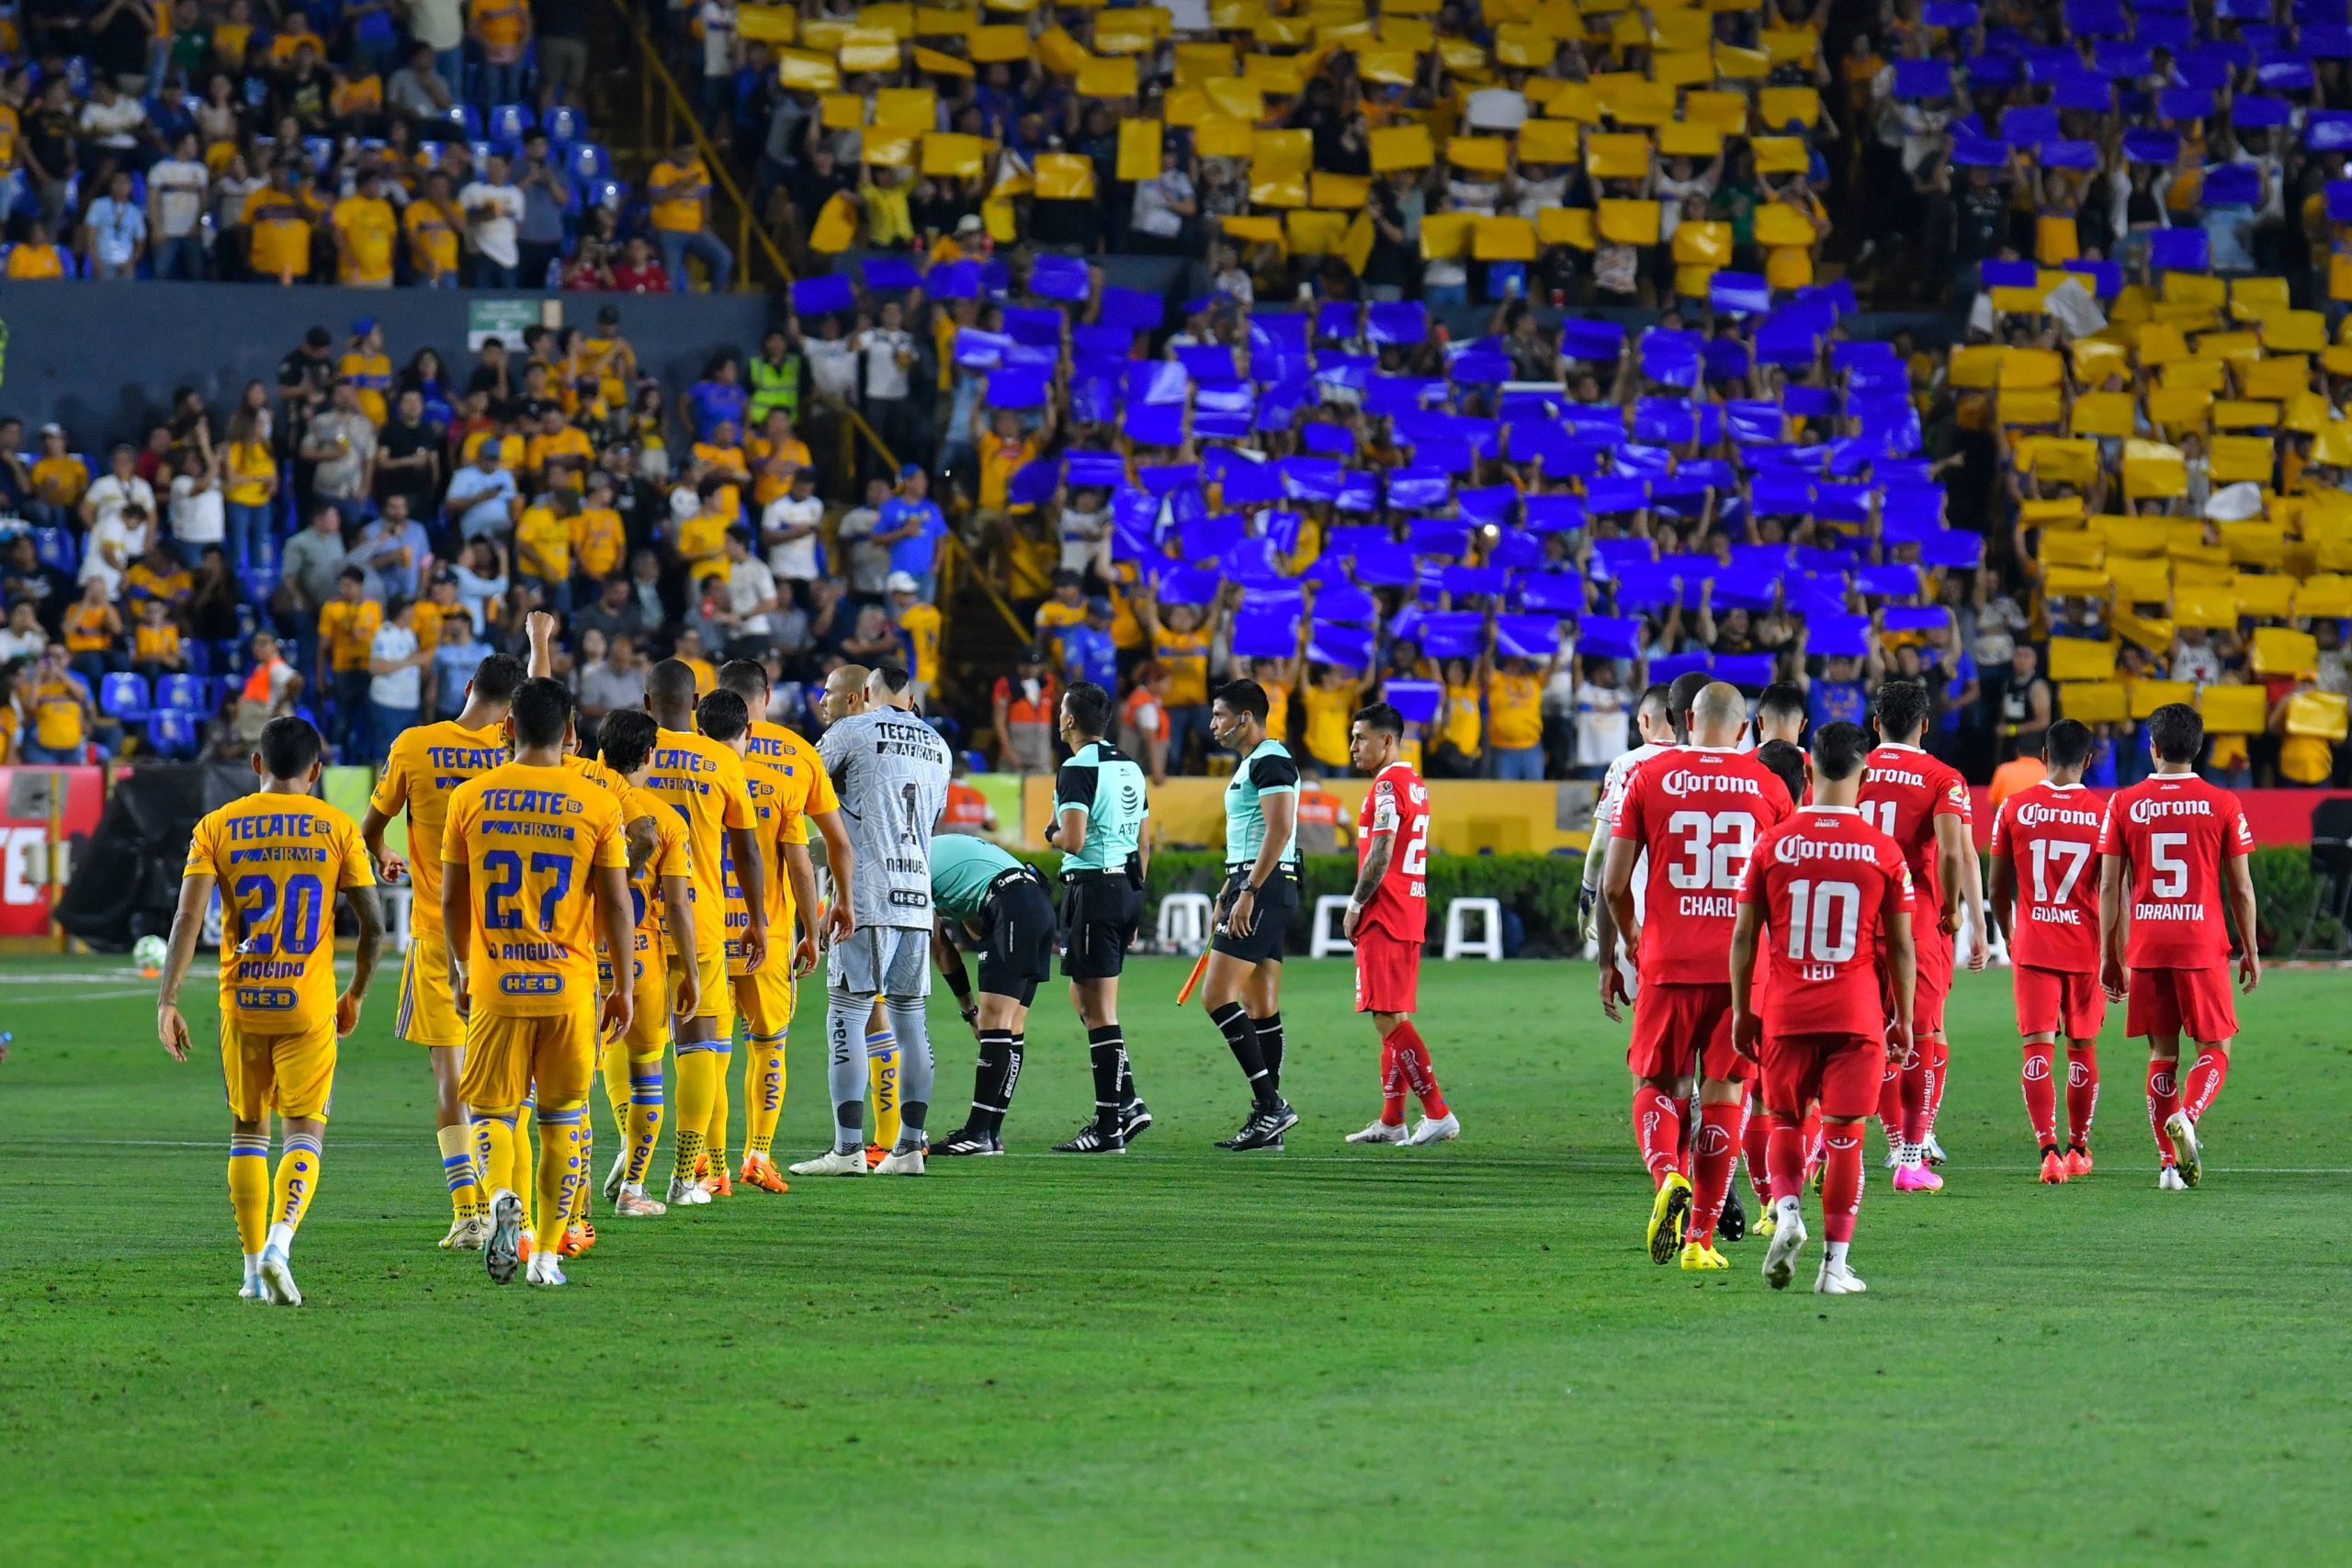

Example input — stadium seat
[1442,898,1504,962]
[447,103,484,141]
[1307,896,1356,958]
[147,709,199,758]
[1157,892,1214,954]
[302,136,336,172]
[488,103,532,147]
[543,105,586,148]
[100,672,151,723]
[183,641,210,677]
[469,140,496,172]
[33,526,77,572]
[63,55,91,96]
[569,142,610,181]
[587,177,626,212]
[154,673,207,713]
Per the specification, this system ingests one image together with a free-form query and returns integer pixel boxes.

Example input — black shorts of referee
[973,863,1058,1006]
[1059,866,1142,979]
[1209,863,1300,964]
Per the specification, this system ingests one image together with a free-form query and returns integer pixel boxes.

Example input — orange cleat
[2038,1150,2069,1185]
[701,1165,734,1198]
[739,1154,789,1193]
[2064,1145,2093,1179]
[559,1222,597,1258]
[865,1143,888,1169]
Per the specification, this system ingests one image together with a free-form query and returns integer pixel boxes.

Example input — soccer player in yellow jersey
[711,663,855,1190]
[641,658,767,1204]
[157,717,384,1306]
[443,679,634,1288]
[361,652,525,1249]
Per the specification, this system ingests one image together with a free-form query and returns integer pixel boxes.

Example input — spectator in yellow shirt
[648,137,733,291]
[673,475,731,582]
[29,423,90,528]
[315,566,384,760]
[470,0,532,102]
[858,165,915,247]
[243,162,320,283]
[22,644,101,763]
[6,220,69,279]
[691,422,751,522]
[745,410,810,507]
[331,168,399,288]
[1481,632,1552,782]
[403,172,464,286]
[221,409,279,570]
[523,408,594,489]
[889,572,943,705]
[571,475,627,581]
[338,320,394,427]
[514,494,574,608]
[131,599,187,676]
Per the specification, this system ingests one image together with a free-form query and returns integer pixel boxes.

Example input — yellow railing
[832,399,1034,647]
[605,0,793,290]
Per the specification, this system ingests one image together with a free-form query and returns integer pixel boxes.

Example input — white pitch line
[6,987,156,1004]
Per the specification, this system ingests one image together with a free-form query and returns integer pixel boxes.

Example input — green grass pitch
[5,955,2350,1565]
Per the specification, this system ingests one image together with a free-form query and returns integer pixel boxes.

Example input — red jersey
[1989,781,2106,972]
[1612,745,1792,986]
[2095,772,2254,969]
[1857,742,1971,913]
[1356,761,1428,941]
[1738,806,1916,1036]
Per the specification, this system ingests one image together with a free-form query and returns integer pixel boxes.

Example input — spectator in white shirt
[853,299,921,469]
[458,154,526,287]
[81,501,153,596]
[718,527,780,658]
[167,445,226,568]
[147,131,210,279]
[761,466,824,592]
[82,444,157,533]
[1128,153,1196,253]
[368,597,426,760]
[79,169,147,279]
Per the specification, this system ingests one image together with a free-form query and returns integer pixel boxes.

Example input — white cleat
[1883,1143,1904,1170]
[483,1190,524,1284]
[1924,1134,1948,1167]
[2158,1164,2188,1191]
[1761,1201,1808,1291]
[526,1251,568,1288]
[2165,1112,2202,1187]
[239,1268,265,1301]
[1345,1120,1410,1145]
[789,1148,872,1177]
[603,1148,630,1204]
[1407,1112,1462,1146]
[666,1176,713,1205]
[874,1147,926,1176]
[1814,1258,1869,1295]
[257,1245,302,1306]
[449,1215,491,1251]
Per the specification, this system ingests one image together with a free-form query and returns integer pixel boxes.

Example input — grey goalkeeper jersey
[818,706,954,931]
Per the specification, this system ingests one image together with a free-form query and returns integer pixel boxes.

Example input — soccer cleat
[666,1175,713,1205]
[526,1251,567,1288]
[1761,1201,1808,1291]
[875,1146,926,1176]
[1756,1213,1777,1237]
[739,1154,788,1193]
[1814,1258,1869,1295]
[239,1269,264,1301]
[1809,1158,1824,1194]
[483,1190,525,1285]
[789,1148,872,1177]
[2158,1163,2188,1191]
[936,1126,1007,1156]
[701,1166,734,1198]
[257,1245,302,1307]
[603,1148,629,1204]
[437,1215,473,1250]
[1219,1101,1297,1152]
[614,1189,667,1217]
[1119,1100,1153,1145]
[1407,1112,1462,1147]
[1346,1119,1411,1145]
[1892,1163,1943,1193]
[2165,1111,2201,1188]
[1647,1173,1693,1266]
[1679,1240,1730,1271]
[2064,1145,2094,1179]
[865,1143,889,1169]
[1884,1143,1904,1170]
[1925,1134,1948,1167]
[2039,1149,2069,1185]
[558,1224,596,1258]
[1719,1182,1747,1243]
[1051,1122,1123,1155]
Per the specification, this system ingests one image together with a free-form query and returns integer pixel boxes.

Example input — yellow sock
[564,1119,594,1228]
[601,1047,633,1138]
[673,1049,718,1181]
[625,1050,665,1187]
[229,1133,271,1255]
[707,1043,732,1170]
[474,1111,517,1204]
[437,1123,481,1223]
[869,1033,900,1152]
[536,1102,587,1259]
[272,1133,323,1234]
[745,1031,786,1157]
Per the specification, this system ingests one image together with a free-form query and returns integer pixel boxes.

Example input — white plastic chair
[1442,897,1504,960]
[382,886,413,954]
[1308,895,1356,957]
[1158,891,1214,953]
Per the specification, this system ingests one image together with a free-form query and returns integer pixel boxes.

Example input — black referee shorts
[1210,865,1299,965]
[1059,874,1140,980]
[977,873,1058,1006]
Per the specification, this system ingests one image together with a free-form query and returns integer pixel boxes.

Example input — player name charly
[2128,797,2215,822]
[2014,802,2101,829]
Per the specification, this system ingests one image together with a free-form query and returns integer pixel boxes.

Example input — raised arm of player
[2225,852,2261,995]
[2097,852,2128,1002]
[1728,901,1762,1058]
[594,862,635,1041]
[662,869,700,1019]
[526,609,557,677]
[1597,833,1642,1021]
[338,880,385,1038]
[154,871,214,1062]
[1227,788,1296,939]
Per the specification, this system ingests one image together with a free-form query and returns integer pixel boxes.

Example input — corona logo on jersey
[1657,768,1764,799]
[1773,835,1882,865]
[2129,796,2214,823]
[2014,801,2102,830]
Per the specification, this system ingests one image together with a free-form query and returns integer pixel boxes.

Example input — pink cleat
[1892,1162,1944,1193]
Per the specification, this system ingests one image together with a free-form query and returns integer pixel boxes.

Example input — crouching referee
[930,832,1057,1156]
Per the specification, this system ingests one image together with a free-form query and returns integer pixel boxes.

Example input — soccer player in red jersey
[1340,704,1458,1147]
[1745,737,1817,1221]
[1987,719,2108,1184]
[1602,681,1792,1270]
[2095,704,2261,1190]
[1731,721,1917,1295]
[1856,680,1985,1191]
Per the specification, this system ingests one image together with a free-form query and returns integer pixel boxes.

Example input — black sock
[1254,1012,1284,1096]
[1087,1024,1125,1126]
[1210,1001,1274,1106]
[1115,1043,1136,1104]
[1003,1034,1024,1131]
[973,1029,1014,1133]
[900,1101,927,1143]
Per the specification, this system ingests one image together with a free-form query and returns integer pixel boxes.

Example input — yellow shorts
[688,941,733,1037]
[459,1003,598,1111]
[733,960,796,1041]
[598,951,671,1058]
[221,1012,337,1122]
[395,931,464,1049]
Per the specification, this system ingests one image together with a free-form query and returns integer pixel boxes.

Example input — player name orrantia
[2132,902,2209,920]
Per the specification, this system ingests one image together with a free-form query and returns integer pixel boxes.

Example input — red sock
[2021,1043,2058,1149]
[1802,1105,1823,1179]
[2064,1043,2099,1147]
[1898,1040,1930,1146]
[1388,1021,1447,1118]
[1743,1088,1773,1200]
[1927,1034,1950,1128]
[1633,1085,1682,1188]
[1876,1050,1903,1134]
[2147,1058,2182,1164]
[1675,1091,1694,1176]
[2181,1048,2230,1122]
[1685,1101,1744,1247]
[1767,1116,1806,1204]
[1378,1034,1406,1126]
[1821,1123,1864,1244]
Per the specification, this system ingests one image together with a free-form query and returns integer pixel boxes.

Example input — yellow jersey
[1302,682,1354,769]
[134,621,183,663]
[370,718,508,942]
[676,508,729,581]
[30,673,89,750]
[650,158,709,232]
[642,728,753,966]
[1442,680,1482,756]
[747,434,810,506]
[570,507,625,577]
[31,453,89,502]
[318,600,382,672]
[185,793,374,1031]
[617,780,689,974]
[732,718,838,971]
[1154,626,1211,706]
[899,601,942,684]
[443,760,629,1017]
[526,424,594,475]
[403,198,460,276]
[6,243,64,278]
[514,504,571,581]
[337,345,393,424]
[1036,599,1087,663]
[1486,669,1542,750]
[225,441,276,506]
[332,197,399,291]
[243,185,318,277]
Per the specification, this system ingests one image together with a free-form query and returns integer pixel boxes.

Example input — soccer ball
[133,934,168,973]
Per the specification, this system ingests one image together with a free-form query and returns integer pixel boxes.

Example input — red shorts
[2015,964,2105,1042]
[1351,927,1421,1014]
[2126,964,2237,1043]
[1628,981,1751,1084]
[1762,1031,1887,1120]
